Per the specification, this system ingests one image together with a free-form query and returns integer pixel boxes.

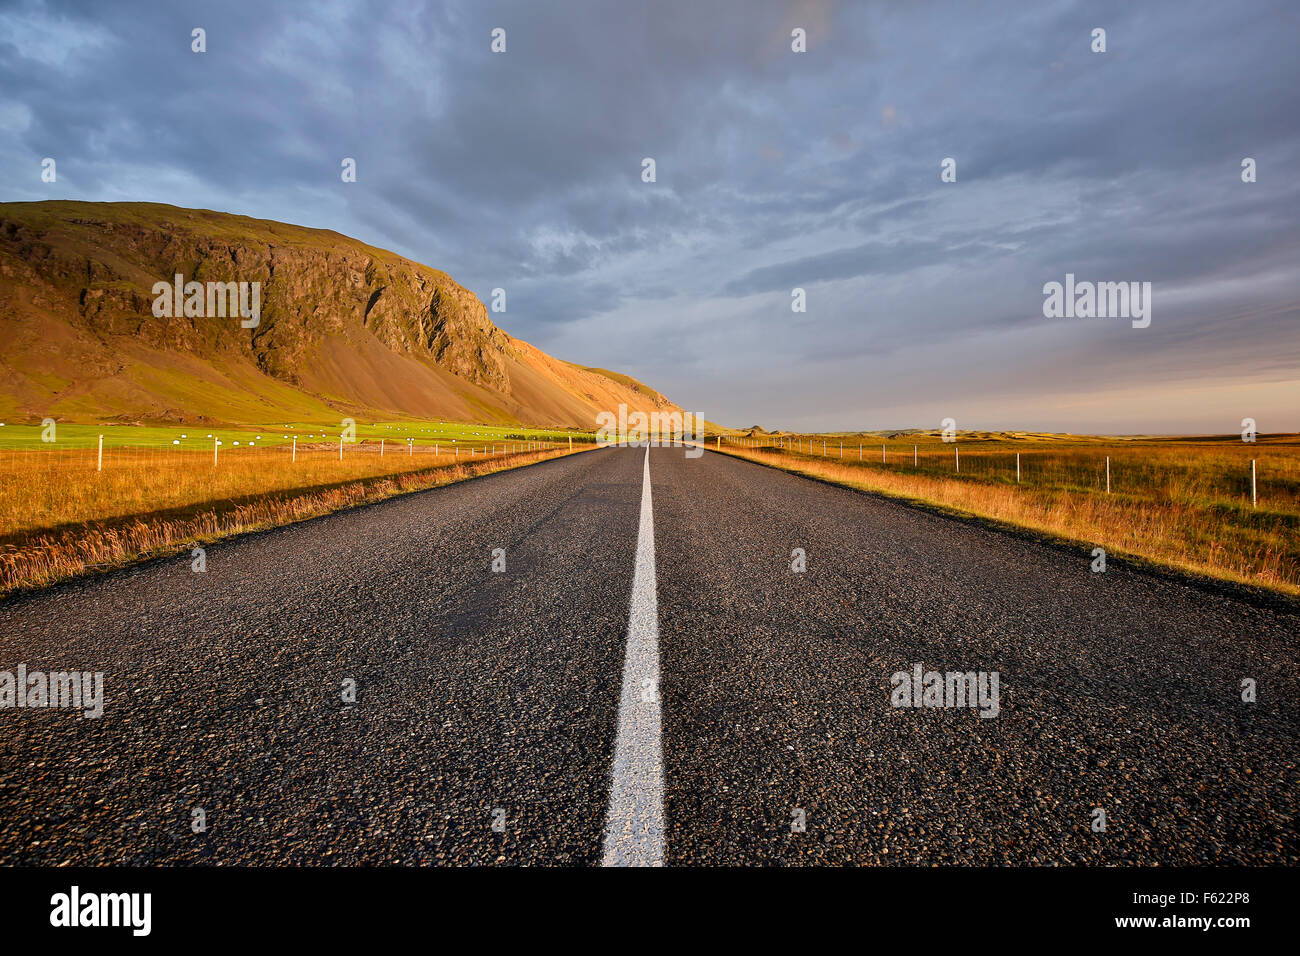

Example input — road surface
[1,446,1296,865]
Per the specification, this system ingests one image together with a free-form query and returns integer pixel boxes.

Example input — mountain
[0,201,686,428]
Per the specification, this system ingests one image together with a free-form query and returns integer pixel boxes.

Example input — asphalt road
[1,446,1296,865]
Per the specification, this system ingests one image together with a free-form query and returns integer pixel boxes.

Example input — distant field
[0,419,595,451]
[0,417,596,594]
[718,431,1300,597]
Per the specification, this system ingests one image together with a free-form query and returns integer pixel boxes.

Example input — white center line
[601,443,665,867]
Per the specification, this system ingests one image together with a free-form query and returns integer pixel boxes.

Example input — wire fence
[717,436,1294,512]
[0,437,588,539]
[0,438,570,468]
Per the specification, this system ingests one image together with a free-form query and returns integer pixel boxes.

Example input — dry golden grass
[0,442,586,596]
[718,437,1300,597]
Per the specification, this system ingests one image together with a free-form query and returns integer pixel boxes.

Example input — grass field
[0,419,596,450]
[718,431,1300,597]
[5,416,1298,599]
[0,417,596,595]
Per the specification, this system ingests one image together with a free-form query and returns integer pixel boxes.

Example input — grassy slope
[0,419,592,451]
[0,201,692,430]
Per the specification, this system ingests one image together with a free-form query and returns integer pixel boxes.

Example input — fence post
[822,440,826,454]
[339,436,343,461]
[955,446,959,472]
[1106,456,1110,494]
[569,436,573,450]
[839,441,843,458]
[1251,459,1257,508]
[381,438,384,457]
[914,445,917,467]
[882,443,885,463]
[1016,452,1020,483]
[717,436,721,450]
[858,443,862,461]
[97,434,103,472]
[292,435,297,462]
[213,435,219,466]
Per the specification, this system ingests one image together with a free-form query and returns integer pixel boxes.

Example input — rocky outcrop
[0,201,691,429]
[0,205,511,391]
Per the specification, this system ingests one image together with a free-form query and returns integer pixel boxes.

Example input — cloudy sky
[2,0,1297,432]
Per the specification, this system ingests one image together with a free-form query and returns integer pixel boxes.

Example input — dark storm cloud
[1,0,1296,430]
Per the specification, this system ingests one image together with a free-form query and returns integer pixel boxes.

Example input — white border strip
[601,444,665,866]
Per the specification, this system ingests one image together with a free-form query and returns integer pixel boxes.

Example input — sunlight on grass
[0,432,593,595]
[719,435,1300,596]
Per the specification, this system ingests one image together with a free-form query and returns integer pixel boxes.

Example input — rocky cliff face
[0,201,688,427]
[1,203,512,393]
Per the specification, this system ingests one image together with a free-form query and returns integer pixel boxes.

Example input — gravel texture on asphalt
[0,448,639,865]
[1,446,1296,865]
[650,448,1299,865]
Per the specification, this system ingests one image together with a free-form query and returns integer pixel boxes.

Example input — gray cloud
[1,0,1297,431]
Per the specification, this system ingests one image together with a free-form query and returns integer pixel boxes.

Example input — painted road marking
[601,444,665,866]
